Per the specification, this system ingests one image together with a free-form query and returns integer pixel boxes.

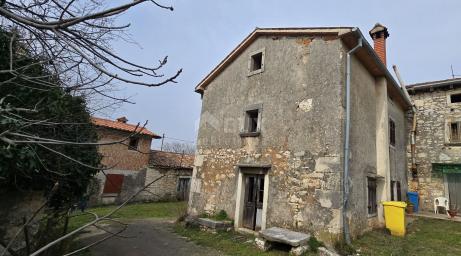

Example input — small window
[389,119,396,147]
[450,122,461,143]
[450,93,461,103]
[250,52,263,71]
[367,178,377,215]
[244,109,259,134]
[248,49,265,76]
[128,137,139,150]
[103,174,124,194]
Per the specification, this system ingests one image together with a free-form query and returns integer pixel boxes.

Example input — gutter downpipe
[343,32,362,245]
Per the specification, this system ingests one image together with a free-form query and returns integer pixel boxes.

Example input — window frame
[128,136,140,151]
[367,177,378,217]
[448,91,461,105]
[247,48,265,76]
[389,118,396,147]
[240,104,263,137]
[446,118,461,145]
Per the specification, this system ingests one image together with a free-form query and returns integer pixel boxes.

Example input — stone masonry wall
[141,167,192,201]
[408,87,461,211]
[189,35,346,244]
[96,128,152,171]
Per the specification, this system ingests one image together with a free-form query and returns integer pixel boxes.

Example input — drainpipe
[343,33,362,245]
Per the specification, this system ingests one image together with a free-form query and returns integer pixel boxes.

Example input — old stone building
[90,116,161,204]
[89,116,194,205]
[407,78,461,211]
[142,150,194,201]
[189,24,411,244]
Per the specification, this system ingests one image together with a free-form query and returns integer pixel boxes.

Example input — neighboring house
[143,150,194,201]
[189,24,411,244]
[406,78,461,211]
[90,116,161,204]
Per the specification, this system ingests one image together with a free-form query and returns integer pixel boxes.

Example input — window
[389,119,396,147]
[391,181,402,201]
[241,104,262,137]
[248,48,265,76]
[450,93,461,103]
[246,110,259,133]
[450,122,461,143]
[367,178,377,215]
[103,174,124,194]
[128,137,139,150]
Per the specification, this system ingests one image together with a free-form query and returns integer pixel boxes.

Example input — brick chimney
[116,116,128,123]
[369,23,389,66]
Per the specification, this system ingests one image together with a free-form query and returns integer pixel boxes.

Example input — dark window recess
[128,137,139,150]
[368,178,377,215]
[103,174,124,194]
[450,122,461,143]
[391,181,402,201]
[245,109,259,133]
[250,52,263,71]
[451,93,461,103]
[389,119,396,146]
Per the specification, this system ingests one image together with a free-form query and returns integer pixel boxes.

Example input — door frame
[234,166,270,231]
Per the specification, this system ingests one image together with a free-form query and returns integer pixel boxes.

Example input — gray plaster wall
[388,98,408,200]
[409,87,461,210]
[347,52,378,236]
[190,35,346,243]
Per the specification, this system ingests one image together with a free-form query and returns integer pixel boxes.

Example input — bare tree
[162,142,196,154]
[0,1,183,255]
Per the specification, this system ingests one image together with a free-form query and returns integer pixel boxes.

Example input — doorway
[177,177,191,201]
[242,174,265,231]
[447,173,461,209]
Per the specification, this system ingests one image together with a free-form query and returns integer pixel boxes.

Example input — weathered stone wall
[96,128,152,171]
[190,35,346,244]
[408,87,461,210]
[141,167,192,201]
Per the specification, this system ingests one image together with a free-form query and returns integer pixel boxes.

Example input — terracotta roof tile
[149,150,194,169]
[91,117,161,138]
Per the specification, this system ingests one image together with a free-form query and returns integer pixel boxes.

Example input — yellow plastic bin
[382,201,407,237]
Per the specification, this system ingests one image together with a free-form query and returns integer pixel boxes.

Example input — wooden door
[243,174,264,230]
[447,174,461,209]
[177,177,191,201]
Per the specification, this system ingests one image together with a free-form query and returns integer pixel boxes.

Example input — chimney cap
[116,116,128,123]
[369,23,389,38]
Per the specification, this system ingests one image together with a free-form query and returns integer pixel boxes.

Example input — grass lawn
[174,225,319,256]
[353,217,461,256]
[68,201,187,231]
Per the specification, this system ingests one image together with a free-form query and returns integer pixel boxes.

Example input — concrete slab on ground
[259,227,310,247]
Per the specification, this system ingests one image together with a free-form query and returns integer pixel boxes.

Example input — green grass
[68,201,187,231]
[353,218,461,256]
[174,225,317,256]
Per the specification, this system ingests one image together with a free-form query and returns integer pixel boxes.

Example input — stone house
[143,150,194,201]
[189,24,412,244]
[90,116,161,204]
[406,78,461,211]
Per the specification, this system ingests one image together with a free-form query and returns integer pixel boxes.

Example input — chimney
[369,23,389,66]
[116,116,128,123]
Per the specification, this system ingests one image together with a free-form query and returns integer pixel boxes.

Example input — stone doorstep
[259,227,311,247]
[196,218,232,230]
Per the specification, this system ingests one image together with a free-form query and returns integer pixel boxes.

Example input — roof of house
[406,78,461,92]
[194,27,412,110]
[91,117,161,138]
[149,150,194,169]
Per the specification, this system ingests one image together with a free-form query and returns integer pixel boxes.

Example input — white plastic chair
[434,197,450,216]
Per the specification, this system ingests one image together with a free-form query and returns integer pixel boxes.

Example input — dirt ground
[77,218,222,256]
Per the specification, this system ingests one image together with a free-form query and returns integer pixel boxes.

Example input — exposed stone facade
[407,79,461,211]
[190,27,410,245]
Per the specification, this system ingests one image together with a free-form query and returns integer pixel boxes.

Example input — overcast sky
[102,0,461,149]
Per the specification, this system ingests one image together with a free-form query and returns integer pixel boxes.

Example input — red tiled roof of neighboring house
[149,150,194,169]
[91,117,161,138]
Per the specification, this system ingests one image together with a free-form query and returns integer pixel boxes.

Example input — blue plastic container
[407,191,419,212]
